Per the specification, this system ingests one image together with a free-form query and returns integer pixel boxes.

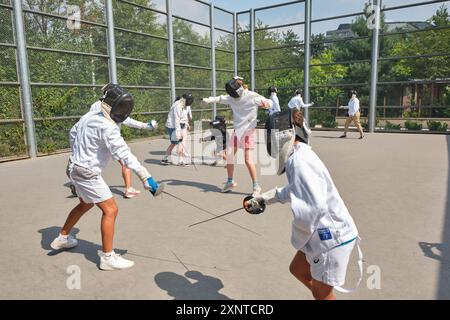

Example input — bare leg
[289,251,336,300]
[165,143,176,156]
[289,251,313,291]
[244,148,257,182]
[60,198,94,235]
[96,197,118,253]
[120,161,132,190]
[311,279,335,300]
[226,144,237,179]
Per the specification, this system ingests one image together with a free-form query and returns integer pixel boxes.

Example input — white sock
[103,251,114,258]
[58,233,68,240]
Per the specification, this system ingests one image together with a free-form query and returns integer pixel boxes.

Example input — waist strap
[334,236,363,294]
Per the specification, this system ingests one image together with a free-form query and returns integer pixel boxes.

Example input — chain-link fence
[237,0,450,131]
[1,0,449,161]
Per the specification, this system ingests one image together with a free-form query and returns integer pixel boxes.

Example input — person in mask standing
[267,86,281,116]
[202,76,273,196]
[161,93,194,166]
[244,108,362,300]
[339,90,364,139]
[288,89,314,142]
[51,84,164,271]
[86,85,158,199]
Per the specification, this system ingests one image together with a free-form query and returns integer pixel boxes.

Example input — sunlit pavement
[0,130,449,299]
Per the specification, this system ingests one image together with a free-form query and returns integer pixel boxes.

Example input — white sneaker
[99,251,134,271]
[50,235,78,250]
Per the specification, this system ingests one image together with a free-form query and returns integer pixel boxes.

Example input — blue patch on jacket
[318,228,332,241]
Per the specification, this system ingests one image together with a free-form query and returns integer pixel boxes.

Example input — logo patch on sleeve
[318,228,333,241]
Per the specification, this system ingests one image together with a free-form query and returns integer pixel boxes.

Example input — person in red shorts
[202,77,272,196]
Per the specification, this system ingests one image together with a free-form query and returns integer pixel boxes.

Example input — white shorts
[305,239,356,287]
[69,164,112,204]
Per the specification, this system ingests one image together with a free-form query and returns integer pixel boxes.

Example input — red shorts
[231,128,256,150]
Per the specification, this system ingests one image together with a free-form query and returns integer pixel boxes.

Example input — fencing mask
[210,115,226,131]
[101,83,134,123]
[265,108,309,175]
[225,77,244,98]
[182,92,194,106]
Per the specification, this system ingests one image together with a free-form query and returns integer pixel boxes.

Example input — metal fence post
[210,4,217,118]
[369,0,380,132]
[166,0,176,103]
[233,12,238,77]
[12,0,37,158]
[250,8,255,91]
[105,0,117,84]
[304,0,311,124]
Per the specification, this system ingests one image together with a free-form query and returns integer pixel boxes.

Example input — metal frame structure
[1,0,449,160]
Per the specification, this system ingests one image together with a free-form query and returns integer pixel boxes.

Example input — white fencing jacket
[263,143,358,257]
[165,99,188,130]
[89,101,148,129]
[268,93,281,115]
[69,110,145,175]
[204,89,273,139]
[288,95,313,109]
[342,96,360,116]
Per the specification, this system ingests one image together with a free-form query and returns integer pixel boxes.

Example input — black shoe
[339,134,347,138]
[359,135,364,139]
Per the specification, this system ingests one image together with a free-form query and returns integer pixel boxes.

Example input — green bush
[427,120,448,131]
[385,121,401,130]
[309,118,318,128]
[404,120,423,130]
[322,116,338,128]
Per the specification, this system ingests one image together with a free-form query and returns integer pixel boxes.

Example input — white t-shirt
[343,96,360,116]
[268,93,281,115]
[288,95,313,109]
[204,89,273,139]
[165,99,188,130]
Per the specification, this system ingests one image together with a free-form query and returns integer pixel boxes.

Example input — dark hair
[267,86,277,96]
[295,89,303,96]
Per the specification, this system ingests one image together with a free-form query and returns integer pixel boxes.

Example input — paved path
[0,130,448,299]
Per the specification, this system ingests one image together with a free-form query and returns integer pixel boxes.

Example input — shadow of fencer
[419,242,449,262]
[108,185,126,197]
[154,270,232,300]
[159,179,249,196]
[38,226,127,268]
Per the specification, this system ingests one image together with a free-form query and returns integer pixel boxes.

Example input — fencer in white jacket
[51,84,164,271]
[202,76,273,195]
[87,98,157,199]
[244,108,361,300]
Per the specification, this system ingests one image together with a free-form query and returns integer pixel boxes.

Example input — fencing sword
[189,206,243,227]
[161,190,261,236]
[178,138,198,171]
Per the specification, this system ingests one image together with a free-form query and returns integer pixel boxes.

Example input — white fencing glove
[147,119,158,131]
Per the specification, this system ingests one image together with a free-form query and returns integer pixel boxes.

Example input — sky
[148,0,447,37]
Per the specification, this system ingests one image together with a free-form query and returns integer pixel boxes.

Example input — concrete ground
[0,130,449,300]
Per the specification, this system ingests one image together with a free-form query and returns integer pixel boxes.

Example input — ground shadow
[436,135,450,299]
[149,150,167,156]
[108,185,125,197]
[38,226,127,268]
[160,179,248,196]
[314,135,360,139]
[154,270,231,300]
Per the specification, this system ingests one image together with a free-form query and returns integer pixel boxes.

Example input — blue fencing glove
[144,177,164,196]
